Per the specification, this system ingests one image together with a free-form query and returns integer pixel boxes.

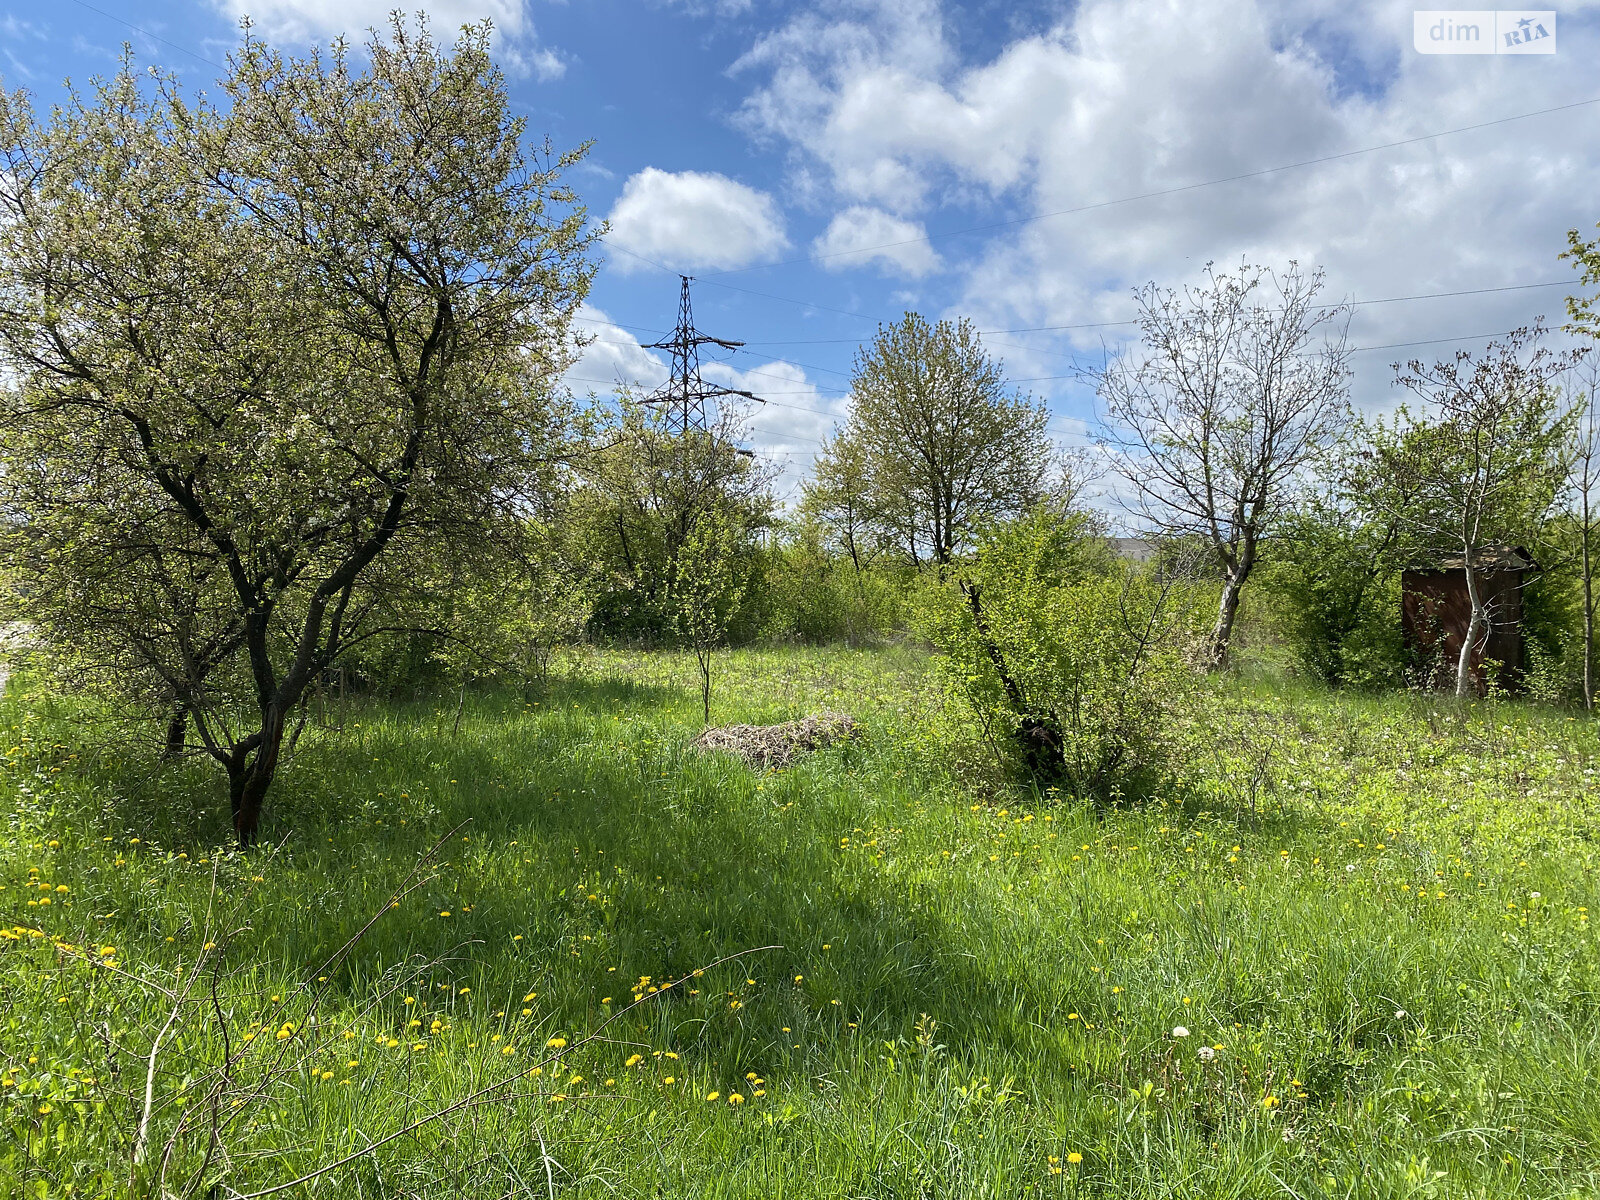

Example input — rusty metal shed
[1400,546,1538,693]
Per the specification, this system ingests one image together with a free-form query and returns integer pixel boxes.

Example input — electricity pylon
[643,276,764,436]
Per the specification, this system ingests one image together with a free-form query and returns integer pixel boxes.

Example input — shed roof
[1406,545,1538,574]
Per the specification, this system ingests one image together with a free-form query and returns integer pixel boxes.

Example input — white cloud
[561,304,843,500]
[209,0,565,80]
[605,168,789,273]
[704,358,851,500]
[813,206,940,276]
[561,304,668,397]
[657,0,755,14]
[732,0,1600,417]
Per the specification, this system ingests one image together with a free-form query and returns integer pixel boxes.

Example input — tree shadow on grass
[243,679,1105,1087]
[17,670,1364,1100]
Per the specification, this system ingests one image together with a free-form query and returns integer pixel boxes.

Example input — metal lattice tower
[643,276,763,436]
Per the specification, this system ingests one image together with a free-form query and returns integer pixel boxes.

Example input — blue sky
[4,0,1599,503]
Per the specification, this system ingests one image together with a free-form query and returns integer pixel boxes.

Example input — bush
[1262,504,1405,689]
[919,508,1198,801]
[757,531,909,644]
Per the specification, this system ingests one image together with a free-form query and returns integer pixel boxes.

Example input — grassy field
[3,643,1600,1198]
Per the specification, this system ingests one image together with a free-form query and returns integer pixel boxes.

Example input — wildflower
[1262,1095,1280,1109]
[1067,1152,1083,1164]
[1172,1026,1189,1038]
[546,1037,567,1049]
[729,1093,744,1105]
[625,1054,644,1067]
[1197,1046,1216,1062]
[706,1091,720,1102]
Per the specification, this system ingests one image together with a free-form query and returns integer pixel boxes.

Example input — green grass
[3,644,1600,1198]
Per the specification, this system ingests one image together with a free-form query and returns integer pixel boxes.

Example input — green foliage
[919,508,1197,798]
[567,400,773,645]
[809,313,1053,566]
[756,522,910,644]
[1264,500,1405,689]
[4,649,1600,1197]
[673,507,748,723]
[1516,517,1589,705]
[0,18,596,840]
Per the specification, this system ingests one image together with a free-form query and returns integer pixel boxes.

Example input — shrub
[1263,503,1405,689]
[919,508,1198,801]
[758,530,910,644]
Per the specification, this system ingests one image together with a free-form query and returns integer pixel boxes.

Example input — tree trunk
[1209,573,1245,670]
[229,703,286,848]
[698,647,711,726]
[162,706,187,761]
[963,582,1065,782]
[1456,561,1484,699]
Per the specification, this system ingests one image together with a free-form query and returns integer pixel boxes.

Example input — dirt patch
[693,712,859,770]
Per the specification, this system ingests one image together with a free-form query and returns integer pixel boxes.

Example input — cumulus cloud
[732,0,1600,413]
[605,168,789,273]
[208,0,565,80]
[813,206,940,276]
[560,304,668,397]
[560,305,841,499]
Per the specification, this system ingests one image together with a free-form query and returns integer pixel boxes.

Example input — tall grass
[2,645,1598,1197]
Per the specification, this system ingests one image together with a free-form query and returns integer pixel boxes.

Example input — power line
[64,0,225,69]
[572,321,1562,413]
[726,279,1576,345]
[565,373,838,398]
[1349,329,1525,354]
